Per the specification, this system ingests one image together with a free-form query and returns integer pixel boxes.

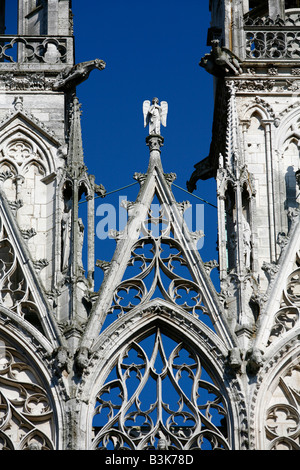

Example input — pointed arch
[253,214,300,349]
[275,113,300,224]
[0,188,64,346]
[78,300,243,450]
[275,105,300,152]
[244,110,266,149]
[0,115,62,293]
[0,119,58,176]
[0,325,65,450]
[251,335,300,450]
[241,97,275,122]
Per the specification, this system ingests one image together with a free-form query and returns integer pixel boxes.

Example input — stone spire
[56,94,96,354]
[67,96,84,168]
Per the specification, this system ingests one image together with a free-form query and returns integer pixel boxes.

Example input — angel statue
[143,98,168,135]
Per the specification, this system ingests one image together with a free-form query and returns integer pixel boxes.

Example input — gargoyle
[52,346,70,376]
[75,346,90,375]
[246,348,265,375]
[94,183,106,198]
[228,347,243,373]
[53,58,106,91]
[186,155,215,192]
[200,40,242,77]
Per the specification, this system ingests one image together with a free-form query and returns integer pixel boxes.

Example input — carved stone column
[268,0,285,19]
[262,119,277,263]
[87,190,95,289]
[146,134,165,170]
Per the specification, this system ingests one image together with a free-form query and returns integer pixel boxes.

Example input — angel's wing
[160,101,168,127]
[143,100,151,127]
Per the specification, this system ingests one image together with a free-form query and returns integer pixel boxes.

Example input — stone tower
[0,0,107,450]
[1,0,300,452]
[187,0,300,450]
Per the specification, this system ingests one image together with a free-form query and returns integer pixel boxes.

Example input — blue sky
[70,1,219,287]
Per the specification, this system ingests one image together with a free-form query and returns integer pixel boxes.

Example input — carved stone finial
[33,259,49,271]
[95,259,111,273]
[21,228,37,240]
[203,259,219,274]
[0,170,14,183]
[176,200,191,214]
[189,230,205,243]
[13,96,23,112]
[262,261,279,283]
[133,172,147,185]
[164,172,177,185]
[108,229,125,242]
[8,199,23,213]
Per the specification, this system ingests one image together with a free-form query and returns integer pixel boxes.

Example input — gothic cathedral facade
[0,0,299,451]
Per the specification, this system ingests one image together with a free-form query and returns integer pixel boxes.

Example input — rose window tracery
[92,328,230,450]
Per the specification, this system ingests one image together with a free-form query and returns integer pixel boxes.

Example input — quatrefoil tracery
[102,191,211,334]
[108,235,205,320]
[1,139,48,177]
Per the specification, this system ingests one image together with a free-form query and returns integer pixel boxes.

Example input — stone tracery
[0,215,40,325]
[92,328,230,450]
[0,335,56,450]
[263,362,300,450]
[106,202,208,327]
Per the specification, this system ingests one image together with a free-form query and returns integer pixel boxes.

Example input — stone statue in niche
[61,197,72,271]
[77,218,84,271]
[242,213,251,269]
[143,98,168,135]
[61,196,85,272]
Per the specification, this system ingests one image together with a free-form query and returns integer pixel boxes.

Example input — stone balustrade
[0,35,74,67]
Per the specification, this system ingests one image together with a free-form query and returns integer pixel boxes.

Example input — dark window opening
[0,0,18,34]
[285,0,300,8]
[248,0,268,17]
